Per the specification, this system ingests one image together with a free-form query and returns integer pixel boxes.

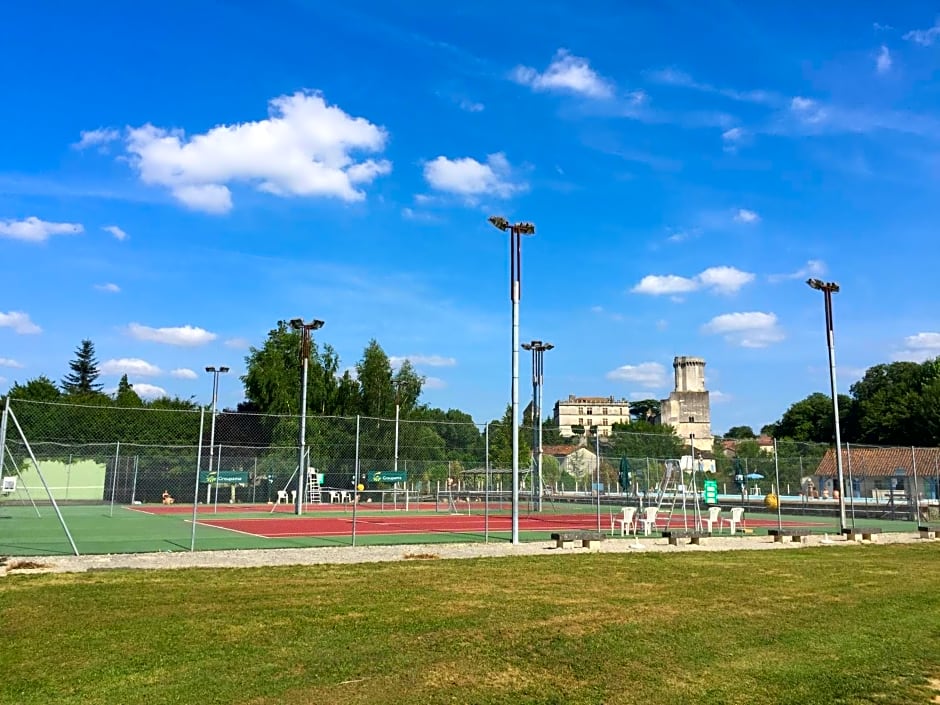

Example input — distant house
[552,396,630,437]
[815,446,940,500]
[721,435,775,456]
[542,444,597,479]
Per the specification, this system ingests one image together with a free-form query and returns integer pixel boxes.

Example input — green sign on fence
[703,479,718,505]
[369,470,407,483]
[199,470,250,484]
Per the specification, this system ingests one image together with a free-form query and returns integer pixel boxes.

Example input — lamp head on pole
[488,215,536,235]
[807,278,840,293]
[205,366,230,374]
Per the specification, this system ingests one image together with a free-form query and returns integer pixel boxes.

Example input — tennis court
[3,494,904,556]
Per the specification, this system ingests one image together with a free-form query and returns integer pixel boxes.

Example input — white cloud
[0,311,41,335]
[0,358,23,368]
[710,390,732,404]
[632,266,754,296]
[511,49,613,98]
[904,21,940,46]
[131,382,167,399]
[632,274,699,296]
[423,376,446,390]
[733,208,760,224]
[389,354,457,368]
[893,332,940,362]
[171,368,199,380]
[722,127,746,150]
[224,337,250,349]
[790,97,828,125]
[768,259,826,283]
[128,323,217,346]
[423,152,526,199]
[606,362,667,388]
[94,283,121,293]
[459,99,484,112]
[123,91,391,214]
[74,128,120,150]
[876,45,893,74]
[101,358,162,376]
[0,217,83,243]
[702,312,784,348]
[103,225,128,241]
[401,207,442,223]
[696,266,756,294]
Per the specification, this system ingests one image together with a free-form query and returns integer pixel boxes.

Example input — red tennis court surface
[189,512,827,539]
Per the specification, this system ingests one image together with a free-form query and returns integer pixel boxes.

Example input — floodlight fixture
[807,278,840,293]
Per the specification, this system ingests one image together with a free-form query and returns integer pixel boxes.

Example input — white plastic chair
[275,490,289,505]
[638,506,659,536]
[721,507,745,534]
[704,506,722,533]
[613,507,637,537]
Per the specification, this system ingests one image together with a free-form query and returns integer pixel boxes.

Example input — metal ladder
[306,470,322,504]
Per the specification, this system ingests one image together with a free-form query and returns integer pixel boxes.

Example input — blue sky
[2,1,940,434]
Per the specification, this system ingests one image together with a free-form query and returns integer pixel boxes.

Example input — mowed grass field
[2,543,940,704]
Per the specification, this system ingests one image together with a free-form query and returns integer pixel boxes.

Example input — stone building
[552,395,630,437]
[659,356,713,452]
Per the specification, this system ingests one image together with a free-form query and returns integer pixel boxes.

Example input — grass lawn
[1,543,939,704]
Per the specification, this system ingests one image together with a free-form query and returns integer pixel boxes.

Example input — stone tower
[660,356,712,452]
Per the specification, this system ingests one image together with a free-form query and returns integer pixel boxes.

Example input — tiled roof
[816,446,940,477]
[542,444,580,457]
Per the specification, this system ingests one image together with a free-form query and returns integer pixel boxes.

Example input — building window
[578,406,584,414]
[579,417,584,425]
[602,407,608,415]
[603,418,608,427]
[587,418,592,428]
[586,408,593,415]
[688,416,695,423]
[602,429,609,436]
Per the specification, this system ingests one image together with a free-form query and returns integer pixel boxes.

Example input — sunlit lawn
[2,543,939,704]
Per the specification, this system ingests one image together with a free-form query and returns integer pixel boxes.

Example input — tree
[630,399,661,422]
[242,321,341,416]
[392,360,424,415]
[486,404,531,468]
[114,374,143,407]
[357,339,394,418]
[61,339,103,395]
[725,425,756,439]
[608,420,683,460]
[772,392,853,444]
[6,375,62,402]
[849,360,939,445]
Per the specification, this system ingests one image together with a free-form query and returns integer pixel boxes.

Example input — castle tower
[674,356,706,393]
[660,356,712,452]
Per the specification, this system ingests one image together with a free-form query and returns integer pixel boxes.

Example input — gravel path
[1,531,927,576]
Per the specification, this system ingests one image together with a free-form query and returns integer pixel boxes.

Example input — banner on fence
[199,470,249,484]
[368,470,407,483]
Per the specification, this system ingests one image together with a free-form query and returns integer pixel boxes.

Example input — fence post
[484,422,489,544]
[190,408,206,551]
[912,446,920,527]
[846,443,856,529]
[109,442,121,517]
[352,415,360,546]
[774,438,782,531]
[130,455,139,505]
[214,444,223,513]
[0,397,7,478]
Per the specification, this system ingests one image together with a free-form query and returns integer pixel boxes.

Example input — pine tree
[62,339,103,395]
[114,373,143,407]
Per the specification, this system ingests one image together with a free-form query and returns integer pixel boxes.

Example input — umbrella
[618,457,631,492]
[745,472,764,480]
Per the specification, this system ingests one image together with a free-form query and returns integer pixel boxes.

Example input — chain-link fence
[0,399,932,555]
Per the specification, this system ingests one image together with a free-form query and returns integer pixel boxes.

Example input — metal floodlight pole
[205,365,229,514]
[489,216,535,545]
[523,340,553,513]
[807,278,847,533]
[289,318,325,516]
